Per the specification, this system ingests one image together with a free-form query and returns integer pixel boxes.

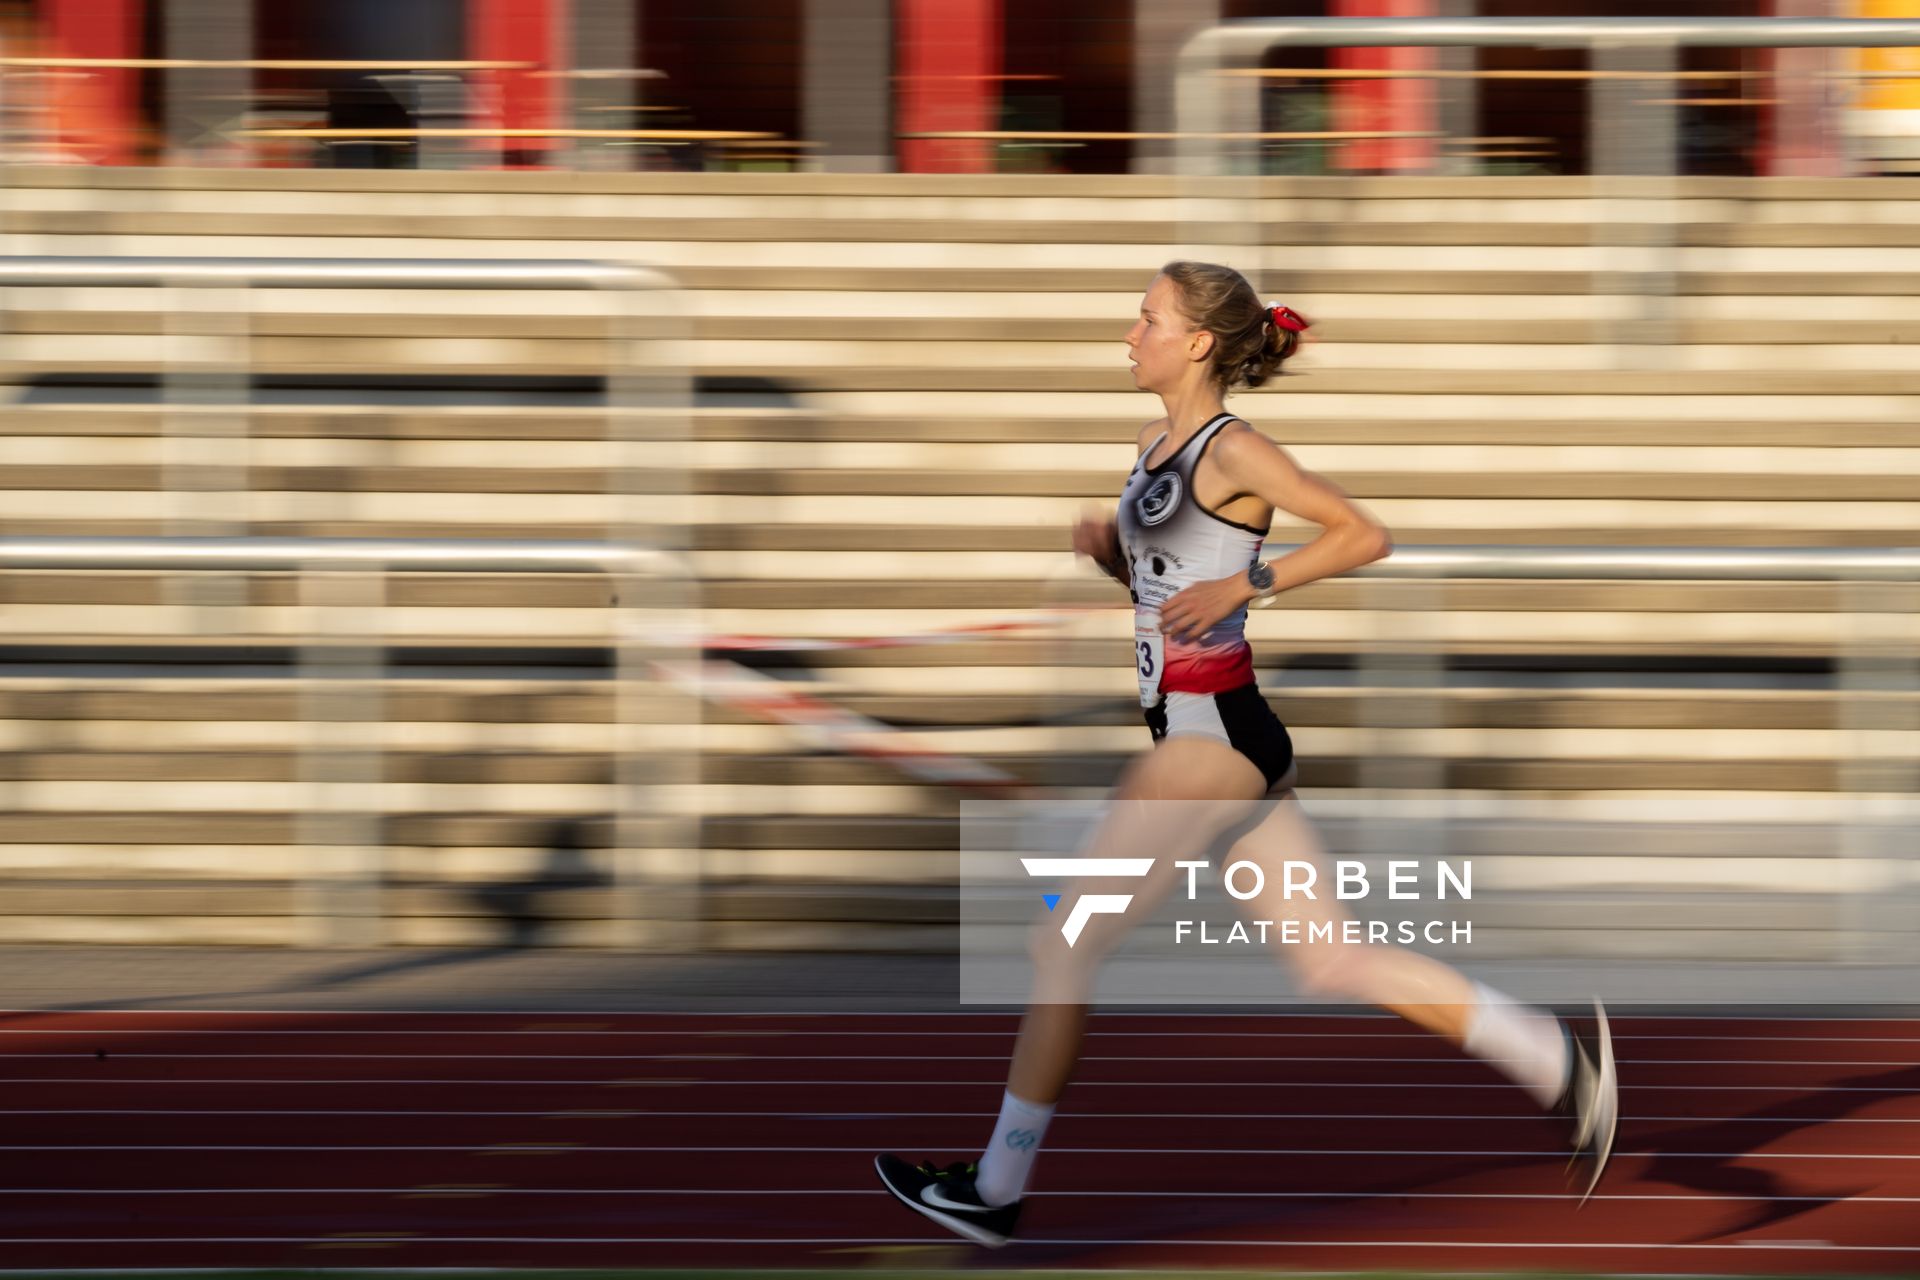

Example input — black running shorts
[1143,681,1296,789]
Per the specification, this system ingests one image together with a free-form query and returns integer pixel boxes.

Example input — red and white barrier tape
[645,591,1120,791]
[651,658,1028,793]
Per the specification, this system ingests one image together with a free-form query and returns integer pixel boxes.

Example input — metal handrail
[0,254,691,953]
[0,536,680,575]
[1175,16,1920,176]
[1036,538,1917,978]
[0,257,669,291]
[11,537,1916,966]
[1185,15,1920,52]
[0,58,537,70]
[1356,545,1920,582]
[11,534,1917,582]
[0,536,697,953]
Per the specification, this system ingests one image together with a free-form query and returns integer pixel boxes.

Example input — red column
[1331,0,1435,174]
[897,0,1002,173]
[471,0,565,166]
[46,0,144,165]
[1760,0,1846,176]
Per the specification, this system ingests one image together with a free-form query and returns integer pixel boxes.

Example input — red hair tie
[1267,303,1309,334]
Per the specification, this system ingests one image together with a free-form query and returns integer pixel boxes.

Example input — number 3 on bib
[1134,618,1164,707]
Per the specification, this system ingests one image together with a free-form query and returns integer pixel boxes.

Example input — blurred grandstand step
[0,875,1867,958]
[13,404,1920,447]
[0,601,1907,655]
[0,750,1891,794]
[12,461,1920,502]
[17,342,1920,387]
[4,575,1916,609]
[0,816,1870,870]
[0,677,1875,726]
[25,208,1920,250]
[17,311,1920,346]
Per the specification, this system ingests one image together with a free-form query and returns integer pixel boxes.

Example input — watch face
[1249,562,1275,591]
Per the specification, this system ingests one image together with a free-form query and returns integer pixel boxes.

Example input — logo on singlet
[1136,472,1182,527]
[1140,545,1181,582]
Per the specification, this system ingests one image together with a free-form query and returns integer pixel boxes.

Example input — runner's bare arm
[1158,427,1390,642]
[1216,426,1391,596]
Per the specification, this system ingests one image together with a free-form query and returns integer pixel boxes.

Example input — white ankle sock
[1461,981,1572,1109]
[974,1089,1054,1207]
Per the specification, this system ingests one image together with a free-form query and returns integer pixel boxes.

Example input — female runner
[875,261,1618,1246]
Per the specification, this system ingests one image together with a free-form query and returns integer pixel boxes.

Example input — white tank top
[1115,412,1268,703]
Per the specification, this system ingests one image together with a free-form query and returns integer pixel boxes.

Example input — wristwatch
[1246,560,1278,608]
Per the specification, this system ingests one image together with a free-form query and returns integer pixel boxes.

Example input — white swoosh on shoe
[920,1183,982,1214]
[874,1155,1009,1249]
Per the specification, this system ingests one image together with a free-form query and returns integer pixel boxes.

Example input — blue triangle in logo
[1042,894,1061,912]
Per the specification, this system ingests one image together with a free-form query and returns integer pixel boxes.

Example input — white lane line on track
[6,1009,1919,1021]
[5,1107,1916,1123]
[8,1028,1920,1043]
[4,1076,1913,1091]
[5,1052,1912,1066]
[0,1236,1914,1250]
[4,1188,1917,1203]
[1,1144,1913,1158]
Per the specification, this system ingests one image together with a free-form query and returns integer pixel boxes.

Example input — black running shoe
[1553,997,1619,1205]
[874,1154,1022,1248]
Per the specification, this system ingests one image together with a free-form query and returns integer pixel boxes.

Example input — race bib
[1134,614,1164,707]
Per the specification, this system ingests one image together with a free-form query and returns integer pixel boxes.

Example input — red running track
[1,1008,1917,1272]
